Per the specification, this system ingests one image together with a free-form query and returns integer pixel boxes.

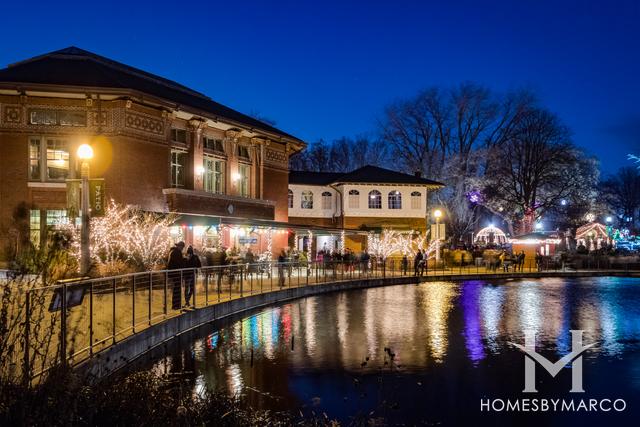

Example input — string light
[62,199,177,271]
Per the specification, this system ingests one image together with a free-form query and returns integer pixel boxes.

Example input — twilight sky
[1,0,638,173]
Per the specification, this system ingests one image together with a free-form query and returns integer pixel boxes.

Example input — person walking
[401,254,409,276]
[519,251,526,272]
[245,247,256,279]
[167,241,185,310]
[278,249,286,287]
[184,245,201,307]
[414,250,423,276]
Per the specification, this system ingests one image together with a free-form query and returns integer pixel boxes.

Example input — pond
[128,277,640,425]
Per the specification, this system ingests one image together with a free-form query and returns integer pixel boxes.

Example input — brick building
[0,47,305,262]
[288,166,444,252]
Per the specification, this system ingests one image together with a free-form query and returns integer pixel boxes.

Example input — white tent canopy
[474,225,508,245]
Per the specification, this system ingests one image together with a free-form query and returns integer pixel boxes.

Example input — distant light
[370,195,376,200]
[606,216,613,223]
[195,166,205,175]
[489,223,494,228]
[232,172,241,182]
[77,144,93,160]
[560,199,567,206]
[433,209,443,219]
[535,223,543,230]
[395,191,400,195]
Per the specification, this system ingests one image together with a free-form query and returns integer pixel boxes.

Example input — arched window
[410,191,422,209]
[368,190,382,209]
[388,190,402,209]
[348,189,360,209]
[288,189,293,209]
[321,191,332,210]
[301,191,313,209]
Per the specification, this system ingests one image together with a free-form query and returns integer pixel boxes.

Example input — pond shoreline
[78,270,640,382]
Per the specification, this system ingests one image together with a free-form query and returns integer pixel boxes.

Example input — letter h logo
[511,330,595,393]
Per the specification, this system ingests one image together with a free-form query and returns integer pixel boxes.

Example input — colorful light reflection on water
[135,277,640,424]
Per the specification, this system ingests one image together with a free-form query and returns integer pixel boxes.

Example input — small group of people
[167,241,202,310]
[488,250,526,272]
[412,249,428,276]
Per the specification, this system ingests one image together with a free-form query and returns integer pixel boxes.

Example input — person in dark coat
[245,248,256,279]
[184,245,201,307]
[414,250,423,276]
[167,241,185,310]
[401,254,409,275]
[277,249,287,287]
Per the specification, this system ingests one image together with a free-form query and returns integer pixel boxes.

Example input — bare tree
[482,107,597,233]
[379,83,510,243]
[290,136,389,172]
[600,166,640,230]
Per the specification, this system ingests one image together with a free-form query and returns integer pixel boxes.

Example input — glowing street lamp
[77,143,93,275]
[433,209,443,263]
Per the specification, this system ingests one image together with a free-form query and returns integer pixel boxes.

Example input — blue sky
[1,0,638,173]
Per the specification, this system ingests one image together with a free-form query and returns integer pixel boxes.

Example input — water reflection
[462,282,485,363]
[135,277,640,421]
[418,282,456,362]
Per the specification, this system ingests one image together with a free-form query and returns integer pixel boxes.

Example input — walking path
[6,261,640,383]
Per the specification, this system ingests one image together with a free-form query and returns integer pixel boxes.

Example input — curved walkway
[75,267,640,380]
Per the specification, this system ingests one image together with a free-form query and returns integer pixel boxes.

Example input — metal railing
[10,256,640,384]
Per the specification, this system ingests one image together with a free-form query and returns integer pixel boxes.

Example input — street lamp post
[433,209,442,264]
[77,143,94,275]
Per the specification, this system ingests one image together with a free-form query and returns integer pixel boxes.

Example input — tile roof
[290,165,444,187]
[0,47,302,143]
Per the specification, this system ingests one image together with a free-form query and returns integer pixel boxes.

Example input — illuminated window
[288,189,293,209]
[29,138,41,180]
[29,137,69,182]
[238,163,250,197]
[29,209,68,248]
[46,139,69,180]
[348,189,359,209]
[301,191,313,209]
[46,210,68,226]
[204,156,225,194]
[30,210,41,247]
[171,150,186,187]
[368,190,381,209]
[322,192,332,210]
[388,191,402,209]
[411,191,422,209]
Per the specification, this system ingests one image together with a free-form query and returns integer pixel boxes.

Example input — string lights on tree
[62,199,177,273]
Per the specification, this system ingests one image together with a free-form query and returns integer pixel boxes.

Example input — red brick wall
[263,167,289,223]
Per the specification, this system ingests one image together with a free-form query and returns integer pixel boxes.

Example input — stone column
[188,119,206,191]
